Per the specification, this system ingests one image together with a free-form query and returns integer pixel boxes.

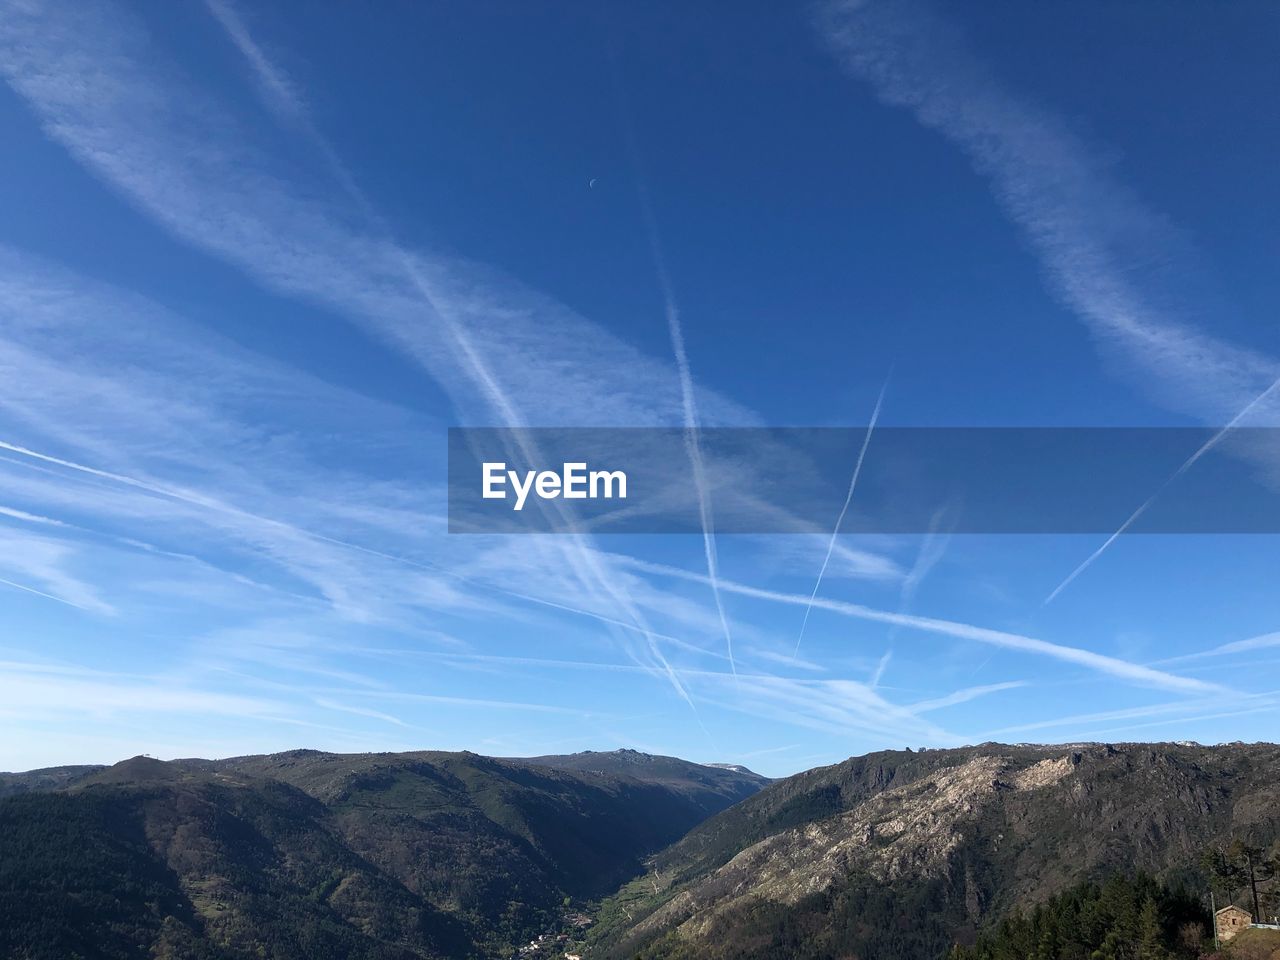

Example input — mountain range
[0,748,765,959]
[2,742,1278,959]
[588,742,1280,959]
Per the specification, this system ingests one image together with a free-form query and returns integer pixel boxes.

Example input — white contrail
[1154,630,1280,666]
[620,69,737,682]
[0,435,714,703]
[0,504,66,526]
[653,237,736,681]
[794,375,889,657]
[983,691,1280,740]
[619,554,1225,695]
[1195,631,1280,658]
[202,0,305,123]
[0,575,88,610]
[1,436,697,648]
[1045,372,1280,605]
[870,648,892,688]
[1,430,714,740]
[876,510,952,675]
[907,680,1026,714]
[0,438,210,504]
[193,0,703,720]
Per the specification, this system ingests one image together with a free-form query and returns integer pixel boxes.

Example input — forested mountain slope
[0,748,766,959]
[591,742,1280,960]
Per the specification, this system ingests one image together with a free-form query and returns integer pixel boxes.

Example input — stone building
[1215,904,1253,942]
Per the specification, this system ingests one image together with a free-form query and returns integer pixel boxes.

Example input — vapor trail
[643,201,736,681]
[1157,630,1280,665]
[0,434,704,654]
[613,50,736,682]
[196,0,702,720]
[876,507,952,684]
[1044,372,1280,605]
[794,376,889,657]
[0,575,89,610]
[619,555,1220,694]
[870,648,892,688]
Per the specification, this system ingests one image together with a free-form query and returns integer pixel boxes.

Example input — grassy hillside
[1223,928,1280,960]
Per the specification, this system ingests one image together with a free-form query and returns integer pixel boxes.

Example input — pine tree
[1137,896,1168,960]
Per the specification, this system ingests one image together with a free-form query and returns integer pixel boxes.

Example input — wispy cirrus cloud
[698,672,962,745]
[0,248,490,632]
[618,554,1222,695]
[816,0,1280,426]
[1159,630,1280,666]
[747,647,827,673]
[3,0,1253,765]
[814,0,1280,641]
[199,0,742,711]
[0,530,114,615]
[276,644,999,746]
[907,681,1026,714]
[0,0,913,729]
[0,660,287,720]
[0,2,754,430]
[982,692,1280,741]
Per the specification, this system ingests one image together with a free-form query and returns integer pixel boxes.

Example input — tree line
[1201,839,1280,924]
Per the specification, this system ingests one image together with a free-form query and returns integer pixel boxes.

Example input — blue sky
[1,0,1278,777]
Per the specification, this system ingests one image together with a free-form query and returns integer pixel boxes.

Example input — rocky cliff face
[592,742,1280,960]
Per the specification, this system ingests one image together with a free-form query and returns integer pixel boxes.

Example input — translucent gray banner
[447,427,1280,534]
